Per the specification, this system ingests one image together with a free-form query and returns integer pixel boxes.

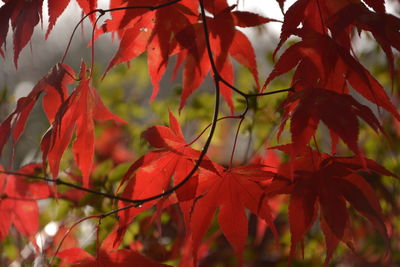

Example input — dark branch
[0,170,137,204]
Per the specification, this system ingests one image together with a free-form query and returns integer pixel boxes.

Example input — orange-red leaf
[41,62,125,187]
[116,111,201,245]
[232,11,280,27]
[190,164,276,266]
[0,164,51,241]
[269,149,392,264]
[0,63,74,157]
[46,0,71,38]
[279,87,384,155]
[58,232,171,267]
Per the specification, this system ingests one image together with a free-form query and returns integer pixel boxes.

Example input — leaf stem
[89,13,105,79]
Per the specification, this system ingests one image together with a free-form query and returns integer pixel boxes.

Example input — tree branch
[0,170,137,203]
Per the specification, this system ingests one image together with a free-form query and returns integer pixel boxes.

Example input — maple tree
[0,0,399,266]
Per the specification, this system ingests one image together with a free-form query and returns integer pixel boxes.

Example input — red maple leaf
[277,87,384,155]
[268,146,393,265]
[0,0,43,66]
[189,163,276,266]
[115,111,205,245]
[46,0,71,38]
[0,0,97,65]
[273,0,358,55]
[330,2,400,82]
[99,0,199,101]
[99,1,275,112]
[250,146,284,244]
[176,5,275,113]
[41,62,126,188]
[75,0,97,23]
[0,63,75,157]
[263,29,400,129]
[0,164,51,242]
[58,232,171,267]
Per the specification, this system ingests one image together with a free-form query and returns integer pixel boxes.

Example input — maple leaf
[46,0,71,38]
[263,29,400,125]
[99,2,274,113]
[277,87,384,155]
[115,111,204,245]
[76,0,97,23]
[58,232,171,267]
[0,164,51,242]
[269,147,393,265]
[0,63,75,157]
[250,146,285,244]
[232,10,280,27]
[273,0,354,55]
[330,2,400,83]
[99,0,199,102]
[0,0,44,66]
[272,0,400,87]
[176,5,270,113]
[0,0,99,63]
[41,62,126,188]
[189,163,276,266]
[273,0,322,55]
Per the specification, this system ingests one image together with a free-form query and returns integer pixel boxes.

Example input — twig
[50,215,100,264]
[89,12,106,79]
[0,170,137,204]
[51,202,141,262]
[187,115,242,146]
[229,115,246,169]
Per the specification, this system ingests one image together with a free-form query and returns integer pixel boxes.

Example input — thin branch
[218,74,247,97]
[105,0,181,13]
[246,87,294,97]
[51,202,140,261]
[0,170,137,204]
[50,215,100,264]
[187,115,242,146]
[243,112,256,164]
[229,116,245,169]
[218,76,292,98]
[89,13,105,79]
[61,11,93,64]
